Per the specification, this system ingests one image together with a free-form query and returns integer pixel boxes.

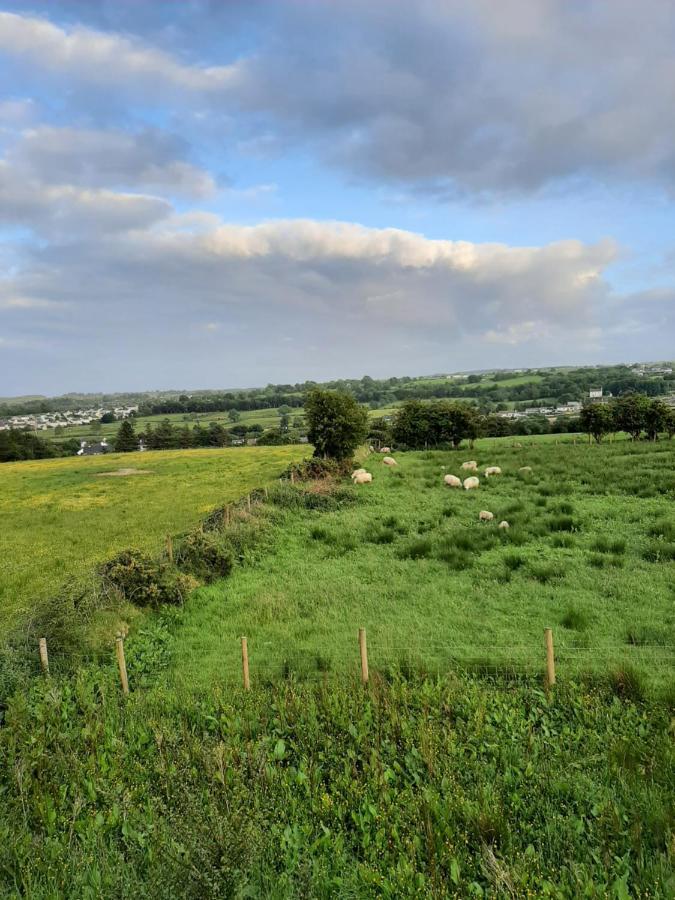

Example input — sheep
[479,510,494,522]
[498,520,510,529]
[518,466,532,474]
[484,466,502,477]
[461,461,478,471]
[463,476,480,490]
[382,456,397,466]
[352,471,372,484]
[351,468,367,479]
[443,474,461,487]
[380,446,391,453]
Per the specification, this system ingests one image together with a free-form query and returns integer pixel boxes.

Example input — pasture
[164,439,675,694]
[0,445,305,634]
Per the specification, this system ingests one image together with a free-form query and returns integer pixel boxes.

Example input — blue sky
[0,0,673,395]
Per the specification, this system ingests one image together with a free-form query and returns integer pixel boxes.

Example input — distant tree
[665,407,675,440]
[228,409,241,423]
[644,399,669,441]
[579,403,614,443]
[207,422,228,447]
[305,389,368,460]
[114,419,138,452]
[177,425,194,448]
[153,419,176,450]
[100,412,116,424]
[392,399,480,449]
[279,413,290,432]
[614,393,650,440]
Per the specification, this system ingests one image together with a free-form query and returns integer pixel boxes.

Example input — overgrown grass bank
[1,672,672,897]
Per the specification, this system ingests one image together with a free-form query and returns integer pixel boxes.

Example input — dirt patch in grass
[96,468,152,477]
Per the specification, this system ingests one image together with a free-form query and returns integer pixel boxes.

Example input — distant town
[0,406,138,432]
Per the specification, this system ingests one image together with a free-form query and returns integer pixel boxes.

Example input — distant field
[165,438,675,693]
[0,445,307,633]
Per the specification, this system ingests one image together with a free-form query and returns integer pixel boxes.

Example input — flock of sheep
[352,449,534,528]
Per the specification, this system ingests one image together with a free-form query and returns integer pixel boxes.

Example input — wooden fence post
[241,636,250,691]
[165,533,173,563]
[290,470,295,485]
[247,494,252,513]
[38,637,49,675]
[544,628,556,688]
[359,628,369,684]
[115,635,129,695]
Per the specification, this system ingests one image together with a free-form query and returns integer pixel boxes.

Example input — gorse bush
[100,550,192,608]
[176,530,234,581]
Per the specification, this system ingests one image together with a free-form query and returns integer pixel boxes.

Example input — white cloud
[0,11,242,96]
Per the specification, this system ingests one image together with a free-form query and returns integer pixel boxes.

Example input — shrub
[285,456,354,481]
[176,530,234,581]
[100,550,192,608]
[268,484,356,511]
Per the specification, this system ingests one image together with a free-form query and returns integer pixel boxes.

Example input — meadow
[0,445,305,634]
[160,439,675,695]
[1,437,674,896]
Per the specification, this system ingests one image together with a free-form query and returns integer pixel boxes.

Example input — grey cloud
[7,127,216,197]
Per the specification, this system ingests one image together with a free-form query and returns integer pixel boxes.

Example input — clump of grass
[648,519,675,541]
[547,515,579,533]
[551,534,575,549]
[441,507,457,518]
[397,537,434,560]
[381,515,408,534]
[592,537,626,554]
[641,541,675,563]
[625,626,668,647]
[502,552,525,571]
[609,666,645,702]
[310,525,331,541]
[555,501,575,515]
[435,541,473,570]
[367,527,396,545]
[561,607,589,631]
[529,562,565,584]
[535,497,548,508]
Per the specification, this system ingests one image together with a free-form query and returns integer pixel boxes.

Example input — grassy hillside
[160,440,675,694]
[0,446,306,634]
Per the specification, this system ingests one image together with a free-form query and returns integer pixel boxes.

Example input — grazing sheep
[382,456,397,466]
[513,442,523,449]
[351,468,367,479]
[498,520,510,529]
[484,466,502,477]
[352,471,373,484]
[479,510,494,522]
[463,476,480,490]
[461,461,478,471]
[380,446,391,453]
[443,474,462,487]
[518,466,532,474]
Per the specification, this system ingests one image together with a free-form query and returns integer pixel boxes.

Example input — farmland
[1,436,674,896]
[161,439,675,695]
[0,445,305,634]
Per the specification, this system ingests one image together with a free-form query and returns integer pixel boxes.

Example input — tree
[279,413,290,432]
[305,389,368,460]
[100,412,116,424]
[228,409,241,423]
[579,403,614,443]
[614,393,650,440]
[114,419,138,452]
[392,399,480,449]
[644,399,669,441]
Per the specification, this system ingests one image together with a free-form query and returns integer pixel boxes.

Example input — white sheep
[461,461,478,471]
[479,510,494,522]
[351,468,367,479]
[443,474,462,488]
[463,476,480,490]
[518,466,532,474]
[352,471,373,484]
[498,520,510,529]
[382,456,397,466]
[484,466,502,477]
[380,446,391,453]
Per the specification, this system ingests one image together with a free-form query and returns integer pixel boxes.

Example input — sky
[0,1,674,396]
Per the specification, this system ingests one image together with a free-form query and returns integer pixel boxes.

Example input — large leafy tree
[305,389,368,460]
[643,399,669,441]
[392,399,480,449]
[579,403,614,443]
[614,393,651,440]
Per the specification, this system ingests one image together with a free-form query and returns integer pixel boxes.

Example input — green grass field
[0,446,306,634]
[159,439,675,694]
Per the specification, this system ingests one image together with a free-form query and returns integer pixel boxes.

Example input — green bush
[100,550,192,608]
[285,456,354,481]
[176,530,234,581]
